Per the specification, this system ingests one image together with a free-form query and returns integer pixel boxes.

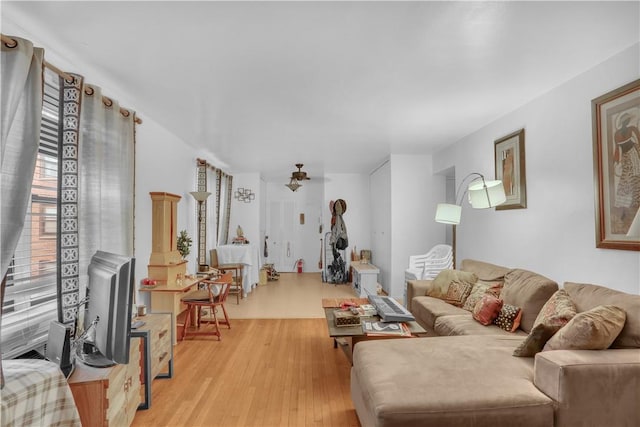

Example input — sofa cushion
[435,314,527,337]
[351,335,554,427]
[543,305,626,351]
[410,296,468,331]
[472,294,503,326]
[564,282,640,349]
[494,304,523,332]
[501,269,559,333]
[460,259,511,282]
[462,280,502,312]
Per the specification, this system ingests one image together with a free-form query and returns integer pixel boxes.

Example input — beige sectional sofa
[350,259,640,427]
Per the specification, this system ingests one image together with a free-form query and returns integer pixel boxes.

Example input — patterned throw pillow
[462,281,503,312]
[543,305,626,351]
[472,294,504,325]
[513,323,558,357]
[513,289,577,357]
[532,289,577,328]
[443,281,474,307]
[494,304,523,332]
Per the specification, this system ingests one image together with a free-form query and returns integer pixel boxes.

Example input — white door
[268,200,296,271]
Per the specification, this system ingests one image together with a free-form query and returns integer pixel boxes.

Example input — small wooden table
[322,299,426,363]
[140,276,206,345]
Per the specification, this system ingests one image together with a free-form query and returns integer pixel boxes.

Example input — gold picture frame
[494,129,526,210]
[592,79,640,251]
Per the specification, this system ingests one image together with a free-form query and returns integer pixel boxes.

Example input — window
[1,68,60,359]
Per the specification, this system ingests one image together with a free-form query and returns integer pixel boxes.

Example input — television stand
[68,336,142,426]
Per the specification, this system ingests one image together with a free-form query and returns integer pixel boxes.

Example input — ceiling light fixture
[285,177,302,192]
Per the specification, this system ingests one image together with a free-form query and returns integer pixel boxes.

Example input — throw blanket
[1,359,81,426]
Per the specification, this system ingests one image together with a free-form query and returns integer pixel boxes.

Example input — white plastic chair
[405,244,453,281]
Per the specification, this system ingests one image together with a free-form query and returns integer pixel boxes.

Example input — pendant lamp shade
[468,180,506,208]
[435,203,462,225]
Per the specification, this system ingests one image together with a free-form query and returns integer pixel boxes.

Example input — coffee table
[323,303,426,363]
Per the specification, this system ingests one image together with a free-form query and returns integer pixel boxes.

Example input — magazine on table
[361,320,411,337]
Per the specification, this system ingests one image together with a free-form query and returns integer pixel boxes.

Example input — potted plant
[176,230,192,259]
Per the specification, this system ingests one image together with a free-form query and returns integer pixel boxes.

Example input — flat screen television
[78,250,135,368]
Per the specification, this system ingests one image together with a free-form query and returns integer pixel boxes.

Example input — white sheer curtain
[1,37,44,280]
[217,172,233,245]
[1,37,43,384]
[77,85,135,298]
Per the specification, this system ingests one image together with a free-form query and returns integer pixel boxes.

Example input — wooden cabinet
[132,312,173,409]
[351,262,380,297]
[68,337,142,427]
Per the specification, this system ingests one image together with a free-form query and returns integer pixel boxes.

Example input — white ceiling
[2,1,639,182]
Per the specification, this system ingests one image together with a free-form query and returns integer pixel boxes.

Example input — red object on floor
[297,259,304,273]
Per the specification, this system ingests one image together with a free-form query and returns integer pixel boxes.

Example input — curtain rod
[196,158,231,177]
[2,34,142,125]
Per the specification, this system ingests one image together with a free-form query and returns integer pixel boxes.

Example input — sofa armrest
[534,349,640,426]
[406,280,433,304]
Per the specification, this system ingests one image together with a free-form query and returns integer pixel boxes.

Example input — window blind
[1,69,60,359]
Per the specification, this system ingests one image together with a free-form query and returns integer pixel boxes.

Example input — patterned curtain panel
[58,74,84,326]
[222,175,233,244]
[215,169,222,244]
[205,165,217,256]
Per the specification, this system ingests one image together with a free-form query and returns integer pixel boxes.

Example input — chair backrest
[408,244,453,269]
[208,271,233,303]
[210,249,219,268]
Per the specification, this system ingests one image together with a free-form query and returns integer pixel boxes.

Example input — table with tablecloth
[1,359,81,426]
[215,244,261,296]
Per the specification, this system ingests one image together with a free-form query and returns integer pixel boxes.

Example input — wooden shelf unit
[132,312,174,409]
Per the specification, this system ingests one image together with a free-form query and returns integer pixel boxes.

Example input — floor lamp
[434,173,506,269]
[190,191,211,271]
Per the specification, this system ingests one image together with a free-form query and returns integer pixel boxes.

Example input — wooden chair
[180,272,233,341]
[210,249,244,304]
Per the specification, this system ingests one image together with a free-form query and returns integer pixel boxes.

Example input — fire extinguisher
[296,258,304,273]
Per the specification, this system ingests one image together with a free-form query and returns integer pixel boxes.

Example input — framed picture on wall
[494,129,526,210]
[592,79,640,251]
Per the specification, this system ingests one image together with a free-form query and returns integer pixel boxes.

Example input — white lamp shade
[190,191,211,202]
[468,180,506,209]
[435,203,462,225]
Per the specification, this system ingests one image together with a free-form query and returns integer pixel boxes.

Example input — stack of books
[361,320,412,337]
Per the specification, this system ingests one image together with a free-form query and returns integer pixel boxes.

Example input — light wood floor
[132,273,361,427]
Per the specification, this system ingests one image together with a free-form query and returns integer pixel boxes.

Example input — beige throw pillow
[543,305,626,351]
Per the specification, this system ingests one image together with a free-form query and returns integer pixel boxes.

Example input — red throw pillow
[473,294,504,326]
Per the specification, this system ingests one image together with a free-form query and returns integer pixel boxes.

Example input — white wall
[324,173,372,273]
[390,155,446,299]
[229,172,261,246]
[370,161,392,292]
[134,119,201,306]
[433,43,640,294]
[265,180,324,272]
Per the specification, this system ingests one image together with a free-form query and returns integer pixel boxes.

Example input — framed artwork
[494,129,526,210]
[592,79,640,251]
